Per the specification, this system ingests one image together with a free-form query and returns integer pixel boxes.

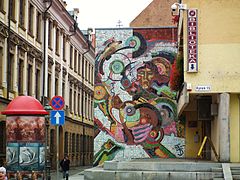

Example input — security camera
[171,3,187,11]
[171,3,178,11]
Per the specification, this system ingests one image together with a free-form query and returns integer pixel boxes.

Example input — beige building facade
[177,0,240,162]
[0,0,94,167]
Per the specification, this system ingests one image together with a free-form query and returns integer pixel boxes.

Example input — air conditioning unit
[197,97,212,120]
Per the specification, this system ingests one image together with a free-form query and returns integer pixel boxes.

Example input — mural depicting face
[94,28,185,166]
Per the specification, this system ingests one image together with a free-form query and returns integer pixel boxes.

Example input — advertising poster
[6,116,45,142]
[6,116,45,179]
[6,143,45,171]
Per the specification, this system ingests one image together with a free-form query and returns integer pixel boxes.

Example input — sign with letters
[187,9,198,72]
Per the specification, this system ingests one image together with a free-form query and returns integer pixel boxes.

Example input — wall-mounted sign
[196,85,211,91]
[187,9,198,72]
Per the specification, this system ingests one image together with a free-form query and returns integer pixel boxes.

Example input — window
[0,1,4,12]
[55,28,60,54]
[28,3,34,35]
[35,68,40,100]
[27,64,33,96]
[55,78,59,96]
[88,97,90,119]
[85,61,87,80]
[78,53,81,75]
[88,64,91,81]
[62,81,65,99]
[69,88,72,112]
[74,90,76,114]
[69,133,72,153]
[47,73,51,99]
[76,134,80,153]
[91,66,94,85]
[85,96,87,117]
[70,46,73,69]
[85,136,88,153]
[50,129,55,154]
[82,58,84,78]
[90,137,93,153]
[63,35,66,61]
[80,135,83,153]
[10,0,16,20]
[48,21,52,48]
[36,11,41,42]
[78,93,80,115]
[18,59,24,94]
[9,53,14,91]
[91,99,93,119]
[72,134,75,154]
[19,0,25,27]
[64,132,68,154]
[74,50,77,72]
[0,47,3,86]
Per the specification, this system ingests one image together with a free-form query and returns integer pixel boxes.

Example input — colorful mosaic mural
[94,28,185,166]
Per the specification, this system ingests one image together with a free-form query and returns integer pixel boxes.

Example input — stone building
[0,0,94,167]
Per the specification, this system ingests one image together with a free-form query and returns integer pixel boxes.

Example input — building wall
[183,0,240,93]
[130,0,177,27]
[94,28,185,166]
[0,0,95,167]
[180,0,240,162]
[230,94,240,162]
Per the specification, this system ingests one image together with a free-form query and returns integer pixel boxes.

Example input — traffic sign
[50,110,65,125]
[50,96,65,110]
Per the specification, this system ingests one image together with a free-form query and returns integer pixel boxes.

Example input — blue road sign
[50,96,65,110]
[50,110,65,125]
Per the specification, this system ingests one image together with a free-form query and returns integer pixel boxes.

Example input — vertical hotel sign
[187,9,198,72]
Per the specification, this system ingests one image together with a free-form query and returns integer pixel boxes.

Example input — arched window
[76,134,80,153]
[80,135,83,153]
[72,133,75,154]
[86,136,89,153]
[64,132,68,154]
[50,129,55,154]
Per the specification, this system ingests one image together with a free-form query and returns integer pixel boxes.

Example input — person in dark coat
[60,155,70,179]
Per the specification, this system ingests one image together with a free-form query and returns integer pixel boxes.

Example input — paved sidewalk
[69,170,85,180]
[50,166,91,180]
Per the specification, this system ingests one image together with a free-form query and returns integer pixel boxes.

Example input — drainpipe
[7,0,11,99]
[42,1,52,179]
[81,37,91,166]
[42,0,52,106]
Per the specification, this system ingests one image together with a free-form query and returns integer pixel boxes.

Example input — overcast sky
[65,0,153,30]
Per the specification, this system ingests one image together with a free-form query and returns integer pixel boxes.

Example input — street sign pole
[56,124,59,180]
[49,96,65,180]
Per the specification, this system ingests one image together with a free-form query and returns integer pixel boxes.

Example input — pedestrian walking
[60,155,70,180]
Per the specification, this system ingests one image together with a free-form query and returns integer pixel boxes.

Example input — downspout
[42,2,52,179]
[7,0,11,99]
[42,0,52,105]
[82,39,90,166]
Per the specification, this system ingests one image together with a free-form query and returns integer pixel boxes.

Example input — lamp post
[44,102,52,180]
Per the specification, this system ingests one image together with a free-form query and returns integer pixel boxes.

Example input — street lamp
[44,102,52,180]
